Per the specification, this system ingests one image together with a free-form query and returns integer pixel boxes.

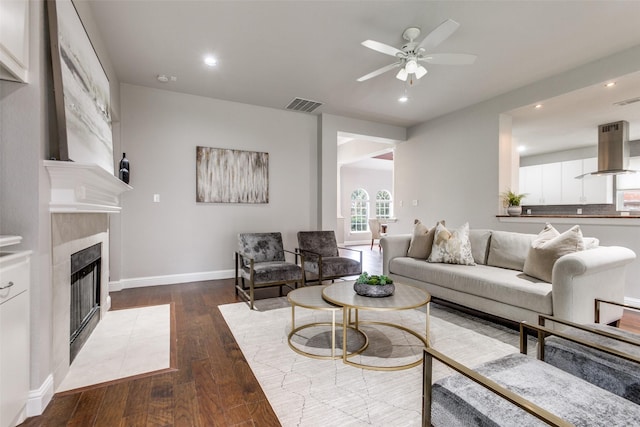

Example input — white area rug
[219,302,519,426]
[57,304,172,392]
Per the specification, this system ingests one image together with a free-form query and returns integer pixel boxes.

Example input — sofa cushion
[428,223,475,266]
[408,220,444,259]
[486,231,536,271]
[523,224,585,283]
[469,229,492,265]
[240,261,302,284]
[389,258,552,314]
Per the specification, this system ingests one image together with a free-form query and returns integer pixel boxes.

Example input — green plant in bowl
[354,272,395,297]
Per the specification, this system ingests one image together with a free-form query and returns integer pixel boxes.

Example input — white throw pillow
[523,223,585,283]
[427,222,476,266]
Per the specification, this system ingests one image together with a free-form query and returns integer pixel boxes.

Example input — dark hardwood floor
[22,244,639,426]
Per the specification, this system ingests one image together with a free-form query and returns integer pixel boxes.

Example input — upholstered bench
[423,349,640,426]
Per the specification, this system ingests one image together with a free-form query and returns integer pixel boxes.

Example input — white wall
[116,84,318,285]
[395,43,640,300]
[340,166,393,244]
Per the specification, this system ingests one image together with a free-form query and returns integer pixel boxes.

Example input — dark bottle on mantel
[119,153,130,184]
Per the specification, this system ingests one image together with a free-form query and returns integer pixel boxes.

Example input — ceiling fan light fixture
[415,65,428,79]
[405,59,418,74]
[396,68,408,81]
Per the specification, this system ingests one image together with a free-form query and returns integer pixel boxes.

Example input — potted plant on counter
[501,189,527,216]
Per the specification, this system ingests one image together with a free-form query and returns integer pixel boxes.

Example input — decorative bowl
[353,282,395,298]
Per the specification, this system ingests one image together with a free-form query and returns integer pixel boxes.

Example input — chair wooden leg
[371,239,374,250]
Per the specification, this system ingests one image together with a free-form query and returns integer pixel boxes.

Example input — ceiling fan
[357,19,477,83]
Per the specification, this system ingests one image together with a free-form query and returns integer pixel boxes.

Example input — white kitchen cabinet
[616,157,640,190]
[520,165,543,205]
[0,0,29,82]
[519,163,561,205]
[541,163,562,204]
[561,159,583,204]
[581,157,613,204]
[520,158,613,206]
[0,244,30,427]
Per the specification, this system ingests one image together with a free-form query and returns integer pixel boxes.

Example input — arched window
[375,190,392,219]
[350,189,369,232]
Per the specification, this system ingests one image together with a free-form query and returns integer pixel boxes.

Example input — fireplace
[69,243,102,362]
[45,161,132,389]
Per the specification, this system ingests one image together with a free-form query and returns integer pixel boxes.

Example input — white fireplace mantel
[44,160,132,213]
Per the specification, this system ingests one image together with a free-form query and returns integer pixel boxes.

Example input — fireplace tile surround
[51,213,110,390]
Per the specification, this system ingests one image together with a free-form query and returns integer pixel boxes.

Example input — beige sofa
[381,229,636,325]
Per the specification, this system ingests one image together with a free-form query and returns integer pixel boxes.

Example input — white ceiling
[88,1,640,131]
[510,70,640,157]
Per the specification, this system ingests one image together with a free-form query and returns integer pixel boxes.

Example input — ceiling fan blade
[419,53,477,65]
[361,40,404,57]
[417,19,460,52]
[357,62,402,82]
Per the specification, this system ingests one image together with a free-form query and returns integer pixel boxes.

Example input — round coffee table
[287,285,368,360]
[322,281,430,371]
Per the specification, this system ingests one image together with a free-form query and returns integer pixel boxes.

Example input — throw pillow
[427,222,476,266]
[523,224,585,283]
[408,220,445,259]
[407,220,429,258]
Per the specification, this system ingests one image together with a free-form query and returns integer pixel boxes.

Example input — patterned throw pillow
[523,223,585,283]
[427,222,476,266]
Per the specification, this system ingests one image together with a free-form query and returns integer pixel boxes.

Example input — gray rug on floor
[219,299,531,426]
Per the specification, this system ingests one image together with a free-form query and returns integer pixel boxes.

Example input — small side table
[287,286,367,360]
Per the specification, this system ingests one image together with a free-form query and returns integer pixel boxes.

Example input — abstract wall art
[196,146,269,203]
[48,0,114,173]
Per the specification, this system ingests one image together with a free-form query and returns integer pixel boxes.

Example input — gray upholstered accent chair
[235,232,304,309]
[538,301,640,405]
[297,231,362,284]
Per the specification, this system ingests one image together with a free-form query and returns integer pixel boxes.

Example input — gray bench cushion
[389,259,552,314]
[544,325,640,404]
[432,353,640,426]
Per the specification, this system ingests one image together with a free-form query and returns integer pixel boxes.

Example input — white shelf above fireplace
[44,160,133,213]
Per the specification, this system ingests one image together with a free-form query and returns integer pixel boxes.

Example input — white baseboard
[624,296,640,307]
[109,269,235,291]
[27,374,54,417]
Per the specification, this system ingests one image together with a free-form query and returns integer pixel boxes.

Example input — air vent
[285,97,323,113]
[614,96,640,107]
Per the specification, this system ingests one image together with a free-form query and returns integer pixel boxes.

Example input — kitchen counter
[496,214,640,226]
[497,214,640,219]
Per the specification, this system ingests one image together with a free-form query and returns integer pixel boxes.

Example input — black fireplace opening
[70,243,101,363]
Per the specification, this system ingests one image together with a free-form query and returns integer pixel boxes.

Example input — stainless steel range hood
[578,120,638,178]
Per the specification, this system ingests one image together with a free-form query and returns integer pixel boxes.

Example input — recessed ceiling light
[605,82,616,88]
[534,104,543,109]
[204,56,217,67]
[518,145,526,152]
[398,95,409,103]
